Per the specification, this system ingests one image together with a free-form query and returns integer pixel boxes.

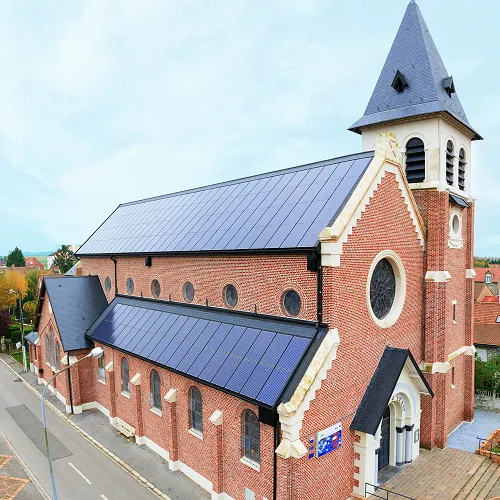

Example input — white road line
[100,495,109,500]
[68,462,92,484]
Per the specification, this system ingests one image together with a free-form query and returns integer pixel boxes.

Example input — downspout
[317,261,323,325]
[67,353,74,414]
[110,257,118,296]
[273,414,279,500]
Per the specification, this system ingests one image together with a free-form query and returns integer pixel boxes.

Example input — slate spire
[349,1,481,139]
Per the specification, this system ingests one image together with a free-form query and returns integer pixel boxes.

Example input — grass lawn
[8,323,33,343]
[11,350,30,366]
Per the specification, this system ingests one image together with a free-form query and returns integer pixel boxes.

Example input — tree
[0,310,11,337]
[25,270,40,303]
[475,354,500,391]
[6,247,25,267]
[53,245,77,274]
[0,271,28,310]
[22,301,37,324]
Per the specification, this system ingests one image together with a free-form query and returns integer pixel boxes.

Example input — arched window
[150,370,161,411]
[45,336,50,366]
[49,327,55,367]
[458,148,466,191]
[241,410,260,465]
[98,355,106,382]
[446,140,455,186]
[55,341,61,371]
[405,137,425,183]
[121,358,130,394]
[188,387,203,434]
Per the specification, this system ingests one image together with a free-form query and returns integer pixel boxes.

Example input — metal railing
[365,483,414,500]
[477,436,500,459]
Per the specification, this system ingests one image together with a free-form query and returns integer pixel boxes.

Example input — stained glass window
[150,370,161,410]
[183,282,195,303]
[188,386,203,434]
[151,279,161,298]
[55,341,61,371]
[242,410,260,464]
[370,258,396,320]
[126,277,134,295]
[224,284,238,307]
[104,276,112,292]
[282,290,301,316]
[98,355,106,382]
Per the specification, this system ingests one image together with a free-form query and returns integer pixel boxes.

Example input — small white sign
[16,342,22,349]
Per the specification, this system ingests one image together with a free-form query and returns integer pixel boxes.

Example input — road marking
[68,462,92,484]
[100,495,109,500]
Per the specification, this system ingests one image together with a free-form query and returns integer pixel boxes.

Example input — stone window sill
[188,428,203,440]
[240,456,260,472]
[151,407,162,417]
[98,378,106,385]
[121,391,130,399]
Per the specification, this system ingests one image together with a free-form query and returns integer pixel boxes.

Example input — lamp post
[9,289,27,372]
[41,346,104,500]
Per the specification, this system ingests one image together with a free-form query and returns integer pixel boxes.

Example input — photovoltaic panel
[77,152,373,256]
[87,296,326,408]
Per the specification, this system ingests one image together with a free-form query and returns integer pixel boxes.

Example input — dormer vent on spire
[391,70,408,94]
[443,76,456,98]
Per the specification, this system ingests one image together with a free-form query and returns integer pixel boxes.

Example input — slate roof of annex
[87,295,327,408]
[349,1,481,140]
[77,152,374,256]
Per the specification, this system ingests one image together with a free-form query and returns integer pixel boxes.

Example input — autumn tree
[25,270,40,303]
[53,245,77,274]
[22,301,37,324]
[6,247,25,267]
[0,271,28,310]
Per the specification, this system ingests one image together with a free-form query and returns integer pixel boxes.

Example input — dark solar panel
[88,296,325,407]
[77,152,373,255]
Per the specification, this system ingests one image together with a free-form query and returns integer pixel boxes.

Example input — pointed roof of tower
[349,1,482,140]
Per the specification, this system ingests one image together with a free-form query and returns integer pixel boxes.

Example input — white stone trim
[121,391,130,399]
[366,250,406,329]
[169,458,214,494]
[209,410,223,426]
[188,428,203,440]
[319,133,425,268]
[466,269,476,279]
[131,373,141,385]
[240,456,260,472]
[105,361,114,372]
[421,361,451,374]
[276,329,340,459]
[448,206,464,249]
[135,435,169,461]
[425,270,451,282]
[34,338,40,346]
[150,407,162,417]
[81,401,110,416]
[165,388,177,402]
[110,416,135,437]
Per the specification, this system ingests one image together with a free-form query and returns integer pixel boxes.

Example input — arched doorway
[378,406,390,470]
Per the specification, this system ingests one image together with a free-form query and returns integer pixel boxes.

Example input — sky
[0,0,498,256]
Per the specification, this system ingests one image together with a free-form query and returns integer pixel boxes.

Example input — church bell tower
[350,0,481,448]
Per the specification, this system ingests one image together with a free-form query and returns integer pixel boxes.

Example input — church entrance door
[378,407,390,470]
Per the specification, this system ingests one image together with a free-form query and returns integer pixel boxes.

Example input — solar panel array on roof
[77,152,374,255]
[87,296,326,408]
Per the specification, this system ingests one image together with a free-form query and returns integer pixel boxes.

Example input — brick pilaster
[131,373,143,438]
[165,389,179,466]
[106,362,117,418]
[209,410,224,494]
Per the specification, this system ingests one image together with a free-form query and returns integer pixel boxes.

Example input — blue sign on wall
[316,422,342,458]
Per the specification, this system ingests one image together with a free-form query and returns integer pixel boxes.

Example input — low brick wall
[474,390,500,412]
[477,429,500,463]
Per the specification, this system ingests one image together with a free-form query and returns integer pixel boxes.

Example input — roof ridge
[120,151,374,207]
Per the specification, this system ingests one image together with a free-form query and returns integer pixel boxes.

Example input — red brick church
[28,2,480,499]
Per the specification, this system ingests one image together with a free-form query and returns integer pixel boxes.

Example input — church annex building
[27,3,480,499]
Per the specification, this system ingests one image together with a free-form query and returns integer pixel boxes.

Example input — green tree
[6,247,25,267]
[25,270,40,303]
[475,354,500,391]
[22,301,37,324]
[53,245,77,274]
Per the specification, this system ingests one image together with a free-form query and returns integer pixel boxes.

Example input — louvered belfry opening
[458,148,466,191]
[446,140,455,185]
[405,138,425,183]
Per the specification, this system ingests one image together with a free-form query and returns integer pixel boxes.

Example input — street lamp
[9,289,27,372]
[41,346,104,500]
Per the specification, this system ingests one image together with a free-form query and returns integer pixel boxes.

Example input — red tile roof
[24,257,44,269]
[482,296,499,303]
[474,267,500,283]
[474,303,500,346]
[475,302,500,323]
[475,325,500,346]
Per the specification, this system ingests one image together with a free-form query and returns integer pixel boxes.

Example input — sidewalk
[0,430,45,500]
[1,355,209,500]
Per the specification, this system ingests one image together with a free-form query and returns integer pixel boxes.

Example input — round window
[183,282,195,302]
[151,279,161,298]
[223,284,238,307]
[452,215,460,234]
[282,290,301,316]
[126,277,134,295]
[104,276,111,292]
[367,251,406,328]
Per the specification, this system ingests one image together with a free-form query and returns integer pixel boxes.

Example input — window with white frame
[486,273,492,284]
[188,386,203,435]
[150,370,161,411]
[121,357,130,394]
[241,409,260,465]
[98,355,106,382]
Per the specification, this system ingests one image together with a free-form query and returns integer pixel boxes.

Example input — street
[0,360,159,500]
